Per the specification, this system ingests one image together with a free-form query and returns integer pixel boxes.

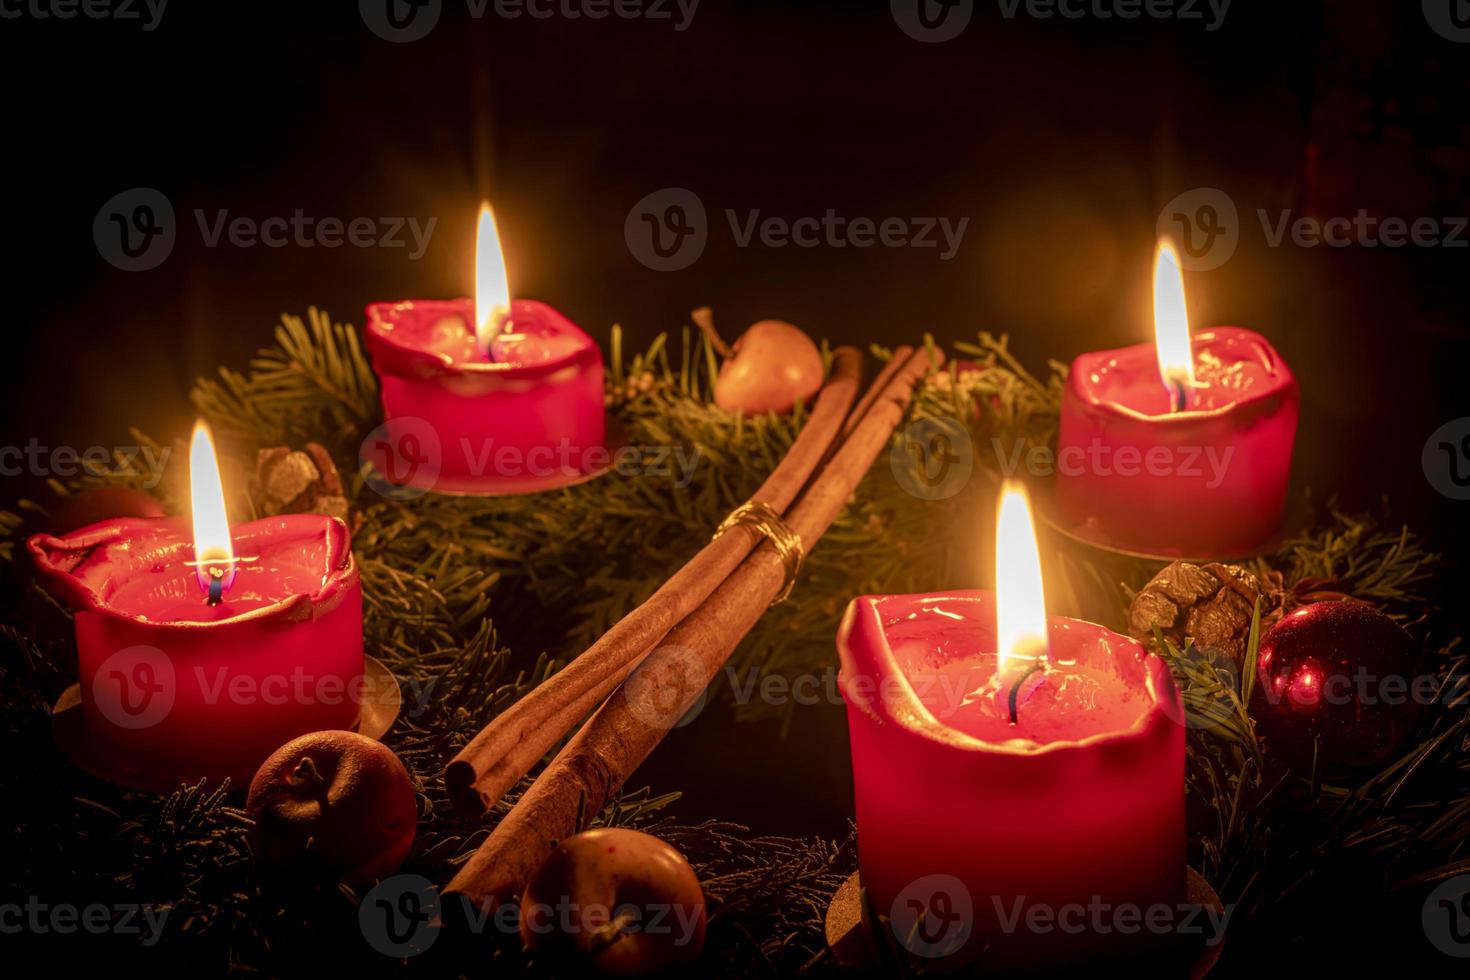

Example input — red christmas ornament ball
[1249,600,1420,770]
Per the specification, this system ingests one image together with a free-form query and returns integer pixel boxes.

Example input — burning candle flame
[474,201,512,354]
[1152,239,1195,404]
[189,419,236,598]
[994,480,1049,672]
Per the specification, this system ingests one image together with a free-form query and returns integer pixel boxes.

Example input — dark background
[3,0,1467,883]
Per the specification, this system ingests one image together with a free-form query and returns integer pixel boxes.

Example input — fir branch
[190,307,378,453]
[656,820,854,978]
[1268,501,1439,613]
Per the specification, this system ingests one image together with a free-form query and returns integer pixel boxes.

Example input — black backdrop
[3,1,1467,837]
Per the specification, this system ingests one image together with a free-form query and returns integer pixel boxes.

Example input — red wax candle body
[837,591,1184,970]
[30,515,363,786]
[1055,326,1298,557]
[364,298,605,494]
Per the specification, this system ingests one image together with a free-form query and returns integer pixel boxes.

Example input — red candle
[1055,241,1298,556]
[836,484,1183,970]
[364,203,605,496]
[29,422,363,789]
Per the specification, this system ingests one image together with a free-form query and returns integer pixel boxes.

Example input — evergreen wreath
[1,308,1461,975]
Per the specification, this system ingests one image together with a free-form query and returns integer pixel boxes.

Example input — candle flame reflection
[994,480,1049,672]
[474,202,512,354]
[1152,239,1195,405]
[189,419,237,597]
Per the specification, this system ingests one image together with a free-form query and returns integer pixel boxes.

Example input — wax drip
[1007,662,1047,725]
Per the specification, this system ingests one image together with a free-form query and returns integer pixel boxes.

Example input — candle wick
[206,566,226,606]
[1169,378,1189,413]
[480,308,512,363]
[1007,662,1047,725]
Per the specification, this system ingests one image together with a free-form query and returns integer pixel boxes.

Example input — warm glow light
[189,419,236,595]
[994,481,1049,672]
[1152,239,1195,396]
[474,202,512,353]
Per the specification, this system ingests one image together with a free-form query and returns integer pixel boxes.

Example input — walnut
[1128,561,1270,667]
[253,443,350,524]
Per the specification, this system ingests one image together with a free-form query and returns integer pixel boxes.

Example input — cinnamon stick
[444,346,867,815]
[444,345,941,912]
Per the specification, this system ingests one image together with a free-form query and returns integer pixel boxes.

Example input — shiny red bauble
[1250,601,1420,771]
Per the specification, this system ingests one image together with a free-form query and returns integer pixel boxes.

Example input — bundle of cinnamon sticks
[443,341,942,913]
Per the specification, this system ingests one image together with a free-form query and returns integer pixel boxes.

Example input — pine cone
[253,444,350,524]
[1128,561,1272,667]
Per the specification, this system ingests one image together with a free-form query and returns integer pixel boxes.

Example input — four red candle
[32,215,1293,967]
